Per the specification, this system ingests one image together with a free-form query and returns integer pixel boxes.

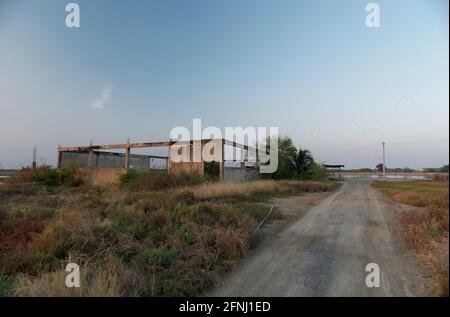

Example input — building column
[167,141,173,175]
[240,148,245,168]
[219,139,224,180]
[57,148,62,169]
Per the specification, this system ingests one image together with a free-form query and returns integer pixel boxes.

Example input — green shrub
[170,171,205,187]
[120,170,206,191]
[301,163,328,181]
[119,169,139,185]
[173,223,197,245]
[120,170,168,190]
[111,210,152,240]
[137,245,178,267]
[204,161,220,180]
[0,205,6,224]
[33,167,60,186]
[59,165,85,186]
[0,275,15,296]
[5,166,85,188]
[141,193,170,212]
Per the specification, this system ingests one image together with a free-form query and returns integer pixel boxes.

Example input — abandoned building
[57,139,261,185]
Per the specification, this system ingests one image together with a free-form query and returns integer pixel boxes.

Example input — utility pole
[88,140,93,168]
[382,141,386,178]
[32,146,37,171]
[125,136,130,170]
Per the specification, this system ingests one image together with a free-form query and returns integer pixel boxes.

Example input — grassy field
[0,168,337,296]
[373,180,449,296]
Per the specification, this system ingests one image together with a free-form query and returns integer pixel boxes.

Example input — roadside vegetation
[0,165,337,297]
[373,180,449,296]
[262,136,328,181]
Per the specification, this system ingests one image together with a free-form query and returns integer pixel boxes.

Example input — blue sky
[0,0,448,169]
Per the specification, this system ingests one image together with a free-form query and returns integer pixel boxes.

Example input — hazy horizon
[1,0,448,169]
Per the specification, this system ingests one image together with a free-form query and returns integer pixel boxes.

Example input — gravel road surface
[210,179,427,297]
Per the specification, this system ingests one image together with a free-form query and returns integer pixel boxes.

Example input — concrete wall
[129,156,151,172]
[223,167,260,182]
[60,152,90,168]
[168,142,205,177]
[80,168,126,186]
[169,161,204,176]
[60,151,153,172]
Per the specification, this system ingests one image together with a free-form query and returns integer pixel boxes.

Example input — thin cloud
[91,85,112,109]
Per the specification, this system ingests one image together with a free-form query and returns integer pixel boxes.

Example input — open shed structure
[57,139,261,185]
[323,164,345,180]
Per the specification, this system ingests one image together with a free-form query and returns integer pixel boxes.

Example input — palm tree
[260,136,297,179]
[294,148,314,174]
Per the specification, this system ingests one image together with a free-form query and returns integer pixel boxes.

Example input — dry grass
[30,212,97,259]
[373,180,449,296]
[0,177,338,297]
[187,179,336,200]
[14,269,78,297]
[212,227,250,261]
[13,255,136,297]
[189,180,280,199]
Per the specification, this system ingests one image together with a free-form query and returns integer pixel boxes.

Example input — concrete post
[125,147,130,170]
[88,140,93,168]
[382,141,386,179]
[125,137,131,170]
[197,140,205,177]
[57,147,62,169]
[32,146,37,170]
[167,140,173,175]
[255,145,259,170]
[219,139,224,180]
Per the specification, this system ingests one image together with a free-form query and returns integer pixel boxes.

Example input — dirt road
[210,179,427,297]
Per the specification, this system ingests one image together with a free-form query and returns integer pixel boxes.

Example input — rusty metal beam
[58,138,255,154]
[58,141,171,152]
[223,139,257,152]
[58,139,222,152]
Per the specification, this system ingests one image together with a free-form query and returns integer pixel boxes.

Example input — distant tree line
[343,164,449,173]
[424,165,449,173]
